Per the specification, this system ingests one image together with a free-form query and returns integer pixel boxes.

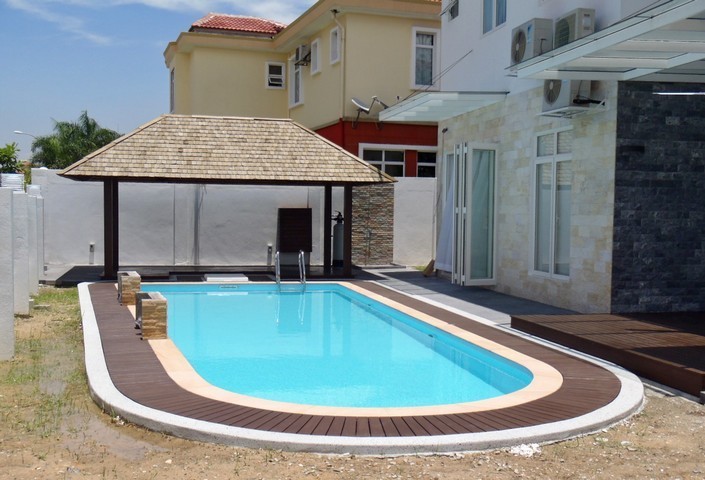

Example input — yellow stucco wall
[188,48,288,118]
[343,14,439,121]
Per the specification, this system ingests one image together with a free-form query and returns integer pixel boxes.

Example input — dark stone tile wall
[612,82,705,312]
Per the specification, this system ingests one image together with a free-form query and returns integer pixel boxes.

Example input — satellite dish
[352,97,371,114]
[371,96,389,109]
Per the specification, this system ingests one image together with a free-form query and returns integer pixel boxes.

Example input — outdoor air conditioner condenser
[510,18,553,65]
[542,79,592,113]
[554,8,595,48]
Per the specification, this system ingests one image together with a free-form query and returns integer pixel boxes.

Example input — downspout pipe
[331,9,346,126]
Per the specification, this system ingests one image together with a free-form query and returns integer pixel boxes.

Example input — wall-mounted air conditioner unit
[542,79,592,115]
[510,18,553,66]
[554,8,595,48]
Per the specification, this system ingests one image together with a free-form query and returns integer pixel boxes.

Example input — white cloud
[12,0,314,23]
[5,0,314,45]
[6,0,113,44]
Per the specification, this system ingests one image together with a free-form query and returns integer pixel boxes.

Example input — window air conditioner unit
[554,8,595,48]
[542,79,591,115]
[510,18,553,66]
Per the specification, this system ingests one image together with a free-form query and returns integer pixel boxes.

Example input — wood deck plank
[512,312,705,396]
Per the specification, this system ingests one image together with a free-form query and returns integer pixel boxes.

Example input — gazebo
[59,114,395,279]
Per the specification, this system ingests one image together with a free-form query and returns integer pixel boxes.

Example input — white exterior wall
[33,170,434,269]
[439,0,656,95]
[0,188,14,360]
[393,178,436,266]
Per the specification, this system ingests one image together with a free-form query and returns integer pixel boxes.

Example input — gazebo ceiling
[59,114,395,186]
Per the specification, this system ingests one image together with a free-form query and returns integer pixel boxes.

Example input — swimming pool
[142,283,533,409]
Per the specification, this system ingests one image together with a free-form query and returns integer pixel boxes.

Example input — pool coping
[79,281,644,455]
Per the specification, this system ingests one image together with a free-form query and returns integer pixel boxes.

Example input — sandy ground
[1,286,704,480]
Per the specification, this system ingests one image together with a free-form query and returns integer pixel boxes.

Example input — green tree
[0,142,20,173]
[30,111,121,169]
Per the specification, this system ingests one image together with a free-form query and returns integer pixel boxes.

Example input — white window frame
[265,61,286,90]
[288,55,303,107]
[417,150,438,177]
[359,143,438,178]
[310,38,321,75]
[411,27,440,90]
[330,27,340,65]
[531,127,573,279]
[483,0,507,34]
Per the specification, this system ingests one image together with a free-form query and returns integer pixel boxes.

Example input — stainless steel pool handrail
[275,251,281,286]
[298,250,306,286]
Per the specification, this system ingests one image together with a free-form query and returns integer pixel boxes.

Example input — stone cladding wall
[439,82,618,313]
[352,184,394,265]
[612,82,705,312]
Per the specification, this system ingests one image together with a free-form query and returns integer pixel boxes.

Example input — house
[164,0,441,178]
[164,0,443,266]
[382,0,705,313]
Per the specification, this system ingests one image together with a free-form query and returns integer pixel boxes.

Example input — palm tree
[30,111,121,169]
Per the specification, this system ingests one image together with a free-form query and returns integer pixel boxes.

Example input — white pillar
[28,185,44,282]
[36,195,45,281]
[0,188,15,360]
[27,194,39,296]
[13,191,29,315]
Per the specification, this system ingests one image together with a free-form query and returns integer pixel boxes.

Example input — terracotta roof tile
[59,115,395,186]
[191,13,287,35]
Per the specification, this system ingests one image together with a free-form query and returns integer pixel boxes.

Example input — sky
[0,0,315,160]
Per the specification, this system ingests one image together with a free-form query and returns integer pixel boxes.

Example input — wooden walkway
[512,313,705,397]
[89,282,623,438]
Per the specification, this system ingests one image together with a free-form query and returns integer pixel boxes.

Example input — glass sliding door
[450,144,496,286]
[469,149,495,281]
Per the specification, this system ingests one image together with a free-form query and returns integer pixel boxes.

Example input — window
[169,68,175,113]
[413,28,439,89]
[483,0,507,33]
[330,27,340,64]
[266,62,285,89]
[448,0,459,20]
[533,129,573,277]
[288,54,303,106]
[310,39,320,74]
[417,151,437,177]
[362,149,404,177]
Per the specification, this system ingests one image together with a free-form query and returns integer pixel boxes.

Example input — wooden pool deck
[512,312,705,398]
[86,281,630,439]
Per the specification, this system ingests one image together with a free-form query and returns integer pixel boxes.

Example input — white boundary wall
[0,188,14,359]
[33,170,435,269]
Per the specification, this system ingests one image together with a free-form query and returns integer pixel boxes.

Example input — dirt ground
[1,286,705,480]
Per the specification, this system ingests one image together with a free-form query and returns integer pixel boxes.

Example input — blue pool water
[142,283,533,408]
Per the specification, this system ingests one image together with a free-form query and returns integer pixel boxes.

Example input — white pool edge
[79,282,644,456]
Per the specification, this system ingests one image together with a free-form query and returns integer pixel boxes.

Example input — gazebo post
[102,180,119,280]
[323,184,332,275]
[343,184,353,277]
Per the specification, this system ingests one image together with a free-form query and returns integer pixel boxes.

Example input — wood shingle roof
[59,115,395,186]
